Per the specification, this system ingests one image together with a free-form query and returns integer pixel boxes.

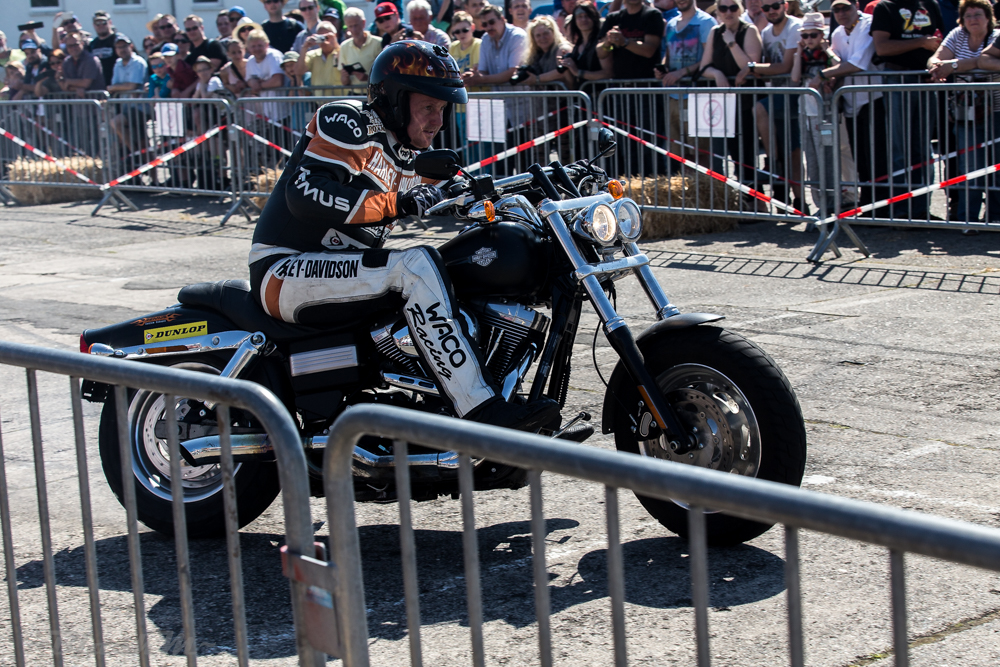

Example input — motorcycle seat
[178,280,338,342]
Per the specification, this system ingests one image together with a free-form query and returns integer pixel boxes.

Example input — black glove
[397,183,445,219]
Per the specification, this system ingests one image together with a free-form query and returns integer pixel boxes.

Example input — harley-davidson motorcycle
[80,130,806,546]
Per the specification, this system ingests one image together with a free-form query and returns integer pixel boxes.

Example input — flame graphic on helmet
[387,43,459,79]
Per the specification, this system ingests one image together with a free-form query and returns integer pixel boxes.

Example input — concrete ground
[0,194,998,665]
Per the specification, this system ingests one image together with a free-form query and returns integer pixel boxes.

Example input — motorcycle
[80,130,806,546]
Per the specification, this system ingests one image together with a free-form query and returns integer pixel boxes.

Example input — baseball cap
[229,6,248,17]
[61,14,81,26]
[93,10,111,21]
[830,0,853,6]
[160,43,179,56]
[20,39,38,50]
[375,2,399,17]
[321,6,341,20]
[282,50,299,63]
[115,34,133,44]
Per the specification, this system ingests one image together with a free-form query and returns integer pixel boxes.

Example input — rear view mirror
[597,128,617,158]
[414,149,462,181]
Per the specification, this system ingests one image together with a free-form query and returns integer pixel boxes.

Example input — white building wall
[5,0,371,49]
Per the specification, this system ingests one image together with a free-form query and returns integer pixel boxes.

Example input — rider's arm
[284,108,400,227]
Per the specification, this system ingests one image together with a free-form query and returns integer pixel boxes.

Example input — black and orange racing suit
[248,99,494,416]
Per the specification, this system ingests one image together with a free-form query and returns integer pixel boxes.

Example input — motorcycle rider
[249,39,560,431]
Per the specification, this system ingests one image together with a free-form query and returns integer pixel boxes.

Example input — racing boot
[467,396,561,433]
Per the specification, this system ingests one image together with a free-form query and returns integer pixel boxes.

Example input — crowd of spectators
[4,0,1000,220]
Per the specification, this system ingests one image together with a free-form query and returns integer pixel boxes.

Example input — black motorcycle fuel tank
[439,222,551,299]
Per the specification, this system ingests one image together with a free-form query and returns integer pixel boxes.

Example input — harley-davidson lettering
[144,321,208,342]
[472,247,497,267]
[406,302,467,380]
[131,313,182,327]
[272,257,360,279]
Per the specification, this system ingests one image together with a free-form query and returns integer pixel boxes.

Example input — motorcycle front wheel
[610,326,807,546]
[98,357,281,539]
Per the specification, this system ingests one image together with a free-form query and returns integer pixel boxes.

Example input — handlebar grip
[528,164,561,201]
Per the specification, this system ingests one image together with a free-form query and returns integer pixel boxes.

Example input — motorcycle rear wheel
[611,326,807,547]
[98,357,281,539]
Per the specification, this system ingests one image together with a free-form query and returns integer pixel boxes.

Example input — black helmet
[368,40,468,145]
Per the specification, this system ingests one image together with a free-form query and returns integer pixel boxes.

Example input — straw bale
[622,173,739,239]
[6,157,103,205]
[249,168,280,209]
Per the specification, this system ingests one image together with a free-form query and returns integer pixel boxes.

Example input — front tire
[98,358,281,539]
[611,326,807,546]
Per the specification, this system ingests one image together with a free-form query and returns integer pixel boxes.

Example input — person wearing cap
[0,32,25,88]
[192,55,227,97]
[90,11,119,85]
[217,11,235,39]
[811,0,883,212]
[184,15,228,71]
[1,61,24,99]
[18,39,48,97]
[374,2,419,46]
[161,43,198,97]
[296,20,341,92]
[321,6,345,40]
[261,0,307,52]
[408,0,451,47]
[291,0,326,52]
[340,7,382,84]
[108,35,149,152]
[146,52,172,98]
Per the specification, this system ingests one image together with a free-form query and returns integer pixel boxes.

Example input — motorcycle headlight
[582,203,618,245]
[614,199,642,242]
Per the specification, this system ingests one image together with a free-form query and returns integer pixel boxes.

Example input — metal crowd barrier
[317,404,1000,667]
[596,85,825,223]
[0,341,324,666]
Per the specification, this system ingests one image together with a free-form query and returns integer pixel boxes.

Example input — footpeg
[551,411,591,439]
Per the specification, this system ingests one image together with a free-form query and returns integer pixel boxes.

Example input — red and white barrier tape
[233,124,293,157]
[243,108,303,138]
[0,126,98,186]
[465,119,589,172]
[17,113,88,158]
[102,125,226,190]
[877,136,1000,182]
[826,158,1000,224]
[510,106,569,132]
[602,123,805,216]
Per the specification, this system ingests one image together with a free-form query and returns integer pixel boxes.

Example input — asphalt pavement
[0,194,998,666]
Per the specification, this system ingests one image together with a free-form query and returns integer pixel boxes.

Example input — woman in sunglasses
[694,0,763,187]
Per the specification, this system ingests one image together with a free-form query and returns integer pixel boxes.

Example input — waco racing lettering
[406,302,467,380]
[273,257,360,279]
[144,321,208,342]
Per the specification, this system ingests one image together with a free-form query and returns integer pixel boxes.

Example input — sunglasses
[831,4,853,10]
[452,27,471,35]
[175,39,191,44]
[158,24,173,31]
[300,4,317,9]
[800,31,821,38]
[185,26,200,32]
[94,20,108,26]
[716,4,740,12]
[376,14,395,21]
[151,63,166,68]
[761,2,784,10]
[265,0,283,3]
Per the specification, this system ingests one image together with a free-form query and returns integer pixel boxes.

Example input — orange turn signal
[484,199,496,222]
[608,180,625,200]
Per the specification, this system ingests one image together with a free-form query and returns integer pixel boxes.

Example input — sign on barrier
[688,92,736,138]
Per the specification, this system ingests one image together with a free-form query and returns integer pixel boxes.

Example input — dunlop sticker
[144,321,208,343]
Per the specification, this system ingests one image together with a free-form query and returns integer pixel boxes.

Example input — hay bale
[623,173,739,240]
[6,156,103,205]
[249,168,280,209]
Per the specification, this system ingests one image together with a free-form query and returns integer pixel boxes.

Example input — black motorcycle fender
[599,313,725,434]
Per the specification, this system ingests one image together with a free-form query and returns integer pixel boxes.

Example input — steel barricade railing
[596,86,825,223]
[0,98,106,204]
[444,89,594,177]
[318,404,1000,667]
[809,80,1000,262]
[0,340,326,666]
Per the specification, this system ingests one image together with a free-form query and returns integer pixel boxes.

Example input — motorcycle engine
[370,302,548,386]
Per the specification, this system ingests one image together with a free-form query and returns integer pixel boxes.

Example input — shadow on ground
[10,516,785,657]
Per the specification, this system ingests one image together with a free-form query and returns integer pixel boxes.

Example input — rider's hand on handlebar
[398,184,445,219]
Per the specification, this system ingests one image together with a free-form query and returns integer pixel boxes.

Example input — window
[113,0,143,4]
[30,0,60,7]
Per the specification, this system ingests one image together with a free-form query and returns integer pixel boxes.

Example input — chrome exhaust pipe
[179,433,461,481]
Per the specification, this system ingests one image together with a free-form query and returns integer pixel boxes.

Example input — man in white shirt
[747,0,803,208]
[811,0,886,211]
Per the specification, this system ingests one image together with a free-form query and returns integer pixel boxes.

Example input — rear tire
[98,358,281,539]
[611,326,807,546]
